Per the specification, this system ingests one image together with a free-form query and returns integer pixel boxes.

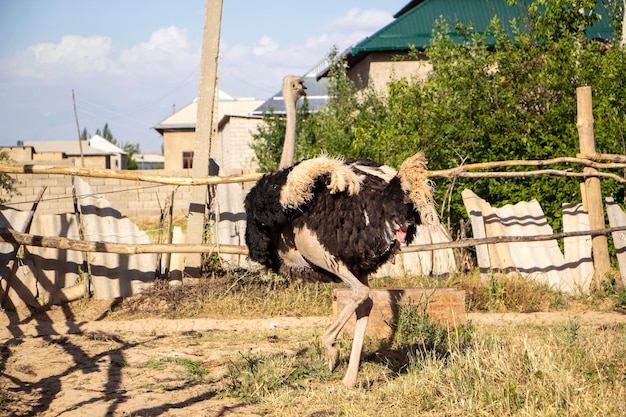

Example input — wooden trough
[333,287,466,339]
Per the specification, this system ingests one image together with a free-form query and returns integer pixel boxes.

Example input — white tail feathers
[280,156,363,209]
[398,152,437,226]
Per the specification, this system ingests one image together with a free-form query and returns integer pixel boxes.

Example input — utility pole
[185,0,223,277]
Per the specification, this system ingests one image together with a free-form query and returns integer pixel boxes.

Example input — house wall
[162,130,195,171]
[3,146,113,170]
[349,51,432,91]
[215,117,262,175]
[67,155,111,169]
[32,152,65,161]
[2,146,34,161]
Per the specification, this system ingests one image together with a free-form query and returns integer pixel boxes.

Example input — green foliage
[144,357,208,380]
[598,272,626,309]
[386,299,474,370]
[83,123,142,169]
[96,122,117,145]
[251,1,626,238]
[222,349,328,401]
[80,127,89,141]
[0,151,18,204]
[124,142,140,170]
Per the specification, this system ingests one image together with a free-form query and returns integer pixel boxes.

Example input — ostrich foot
[324,342,340,372]
[342,372,358,388]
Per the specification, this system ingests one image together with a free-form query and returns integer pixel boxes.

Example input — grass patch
[110,265,601,321]
[450,270,569,312]
[212,320,626,416]
[111,267,335,319]
[221,348,330,402]
[143,357,208,380]
[383,300,475,370]
[136,216,187,243]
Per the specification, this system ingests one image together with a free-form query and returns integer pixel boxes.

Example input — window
[182,151,194,169]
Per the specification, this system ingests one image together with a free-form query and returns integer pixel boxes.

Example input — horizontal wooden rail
[0,227,248,255]
[2,154,626,186]
[0,163,264,185]
[3,225,626,255]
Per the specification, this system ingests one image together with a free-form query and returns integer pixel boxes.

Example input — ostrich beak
[395,223,408,243]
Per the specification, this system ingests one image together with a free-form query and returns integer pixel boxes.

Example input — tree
[251,0,626,239]
[123,143,140,170]
[0,151,18,204]
[95,123,117,145]
[80,127,89,141]
[85,123,143,169]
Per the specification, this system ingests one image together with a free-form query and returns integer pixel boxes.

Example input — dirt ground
[2,298,626,417]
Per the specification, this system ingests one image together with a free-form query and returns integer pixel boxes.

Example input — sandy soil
[2,299,625,417]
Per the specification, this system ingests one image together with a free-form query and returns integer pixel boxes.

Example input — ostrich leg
[341,293,373,387]
[319,276,372,387]
[293,226,372,387]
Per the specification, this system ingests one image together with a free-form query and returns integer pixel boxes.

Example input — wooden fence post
[577,86,611,291]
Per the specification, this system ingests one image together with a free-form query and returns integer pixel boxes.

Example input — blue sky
[0,0,408,153]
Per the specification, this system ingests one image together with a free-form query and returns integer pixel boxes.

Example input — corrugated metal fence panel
[562,203,593,293]
[462,189,491,272]
[1,206,37,307]
[429,223,458,276]
[373,222,457,278]
[606,197,626,286]
[75,178,155,299]
[462,189,590,293]
[28,213,83,302]
[211,183,249,267]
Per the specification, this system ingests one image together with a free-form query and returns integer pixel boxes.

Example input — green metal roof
[351,0,614,55]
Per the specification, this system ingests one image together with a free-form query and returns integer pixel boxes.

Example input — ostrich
[244,152,436,387]
[278,75,307,169]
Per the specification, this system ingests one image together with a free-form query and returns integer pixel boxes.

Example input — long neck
[279,91,297,169]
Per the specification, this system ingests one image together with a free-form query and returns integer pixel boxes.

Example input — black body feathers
[244,156,426,283]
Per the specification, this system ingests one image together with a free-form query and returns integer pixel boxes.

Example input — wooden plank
[333,287,465,339]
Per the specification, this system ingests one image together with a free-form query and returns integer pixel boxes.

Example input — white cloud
[221,42,250,62]
[329,8,393,32]
[1,35,113,79]
[120,26,191,64]
[1,26,199,81]
[253,35,279,57]
[217,8,394,97]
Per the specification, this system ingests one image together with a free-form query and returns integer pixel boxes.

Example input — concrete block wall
[216,117,261,175]
[5,171,195,222]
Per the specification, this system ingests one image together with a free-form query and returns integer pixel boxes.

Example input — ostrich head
[397,152,436,226]
[279,76,307,169]
[282,76,307,102]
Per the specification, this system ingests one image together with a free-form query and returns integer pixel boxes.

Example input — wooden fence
[2,151,625,305]
[1,86,625,307]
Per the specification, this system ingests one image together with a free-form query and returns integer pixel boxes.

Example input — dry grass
[95,266,626,415]
[213,308,626,416]
[110,264,624,321]
[135,215,187,243]
[3,262,626,416]
[109,266,336,320]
